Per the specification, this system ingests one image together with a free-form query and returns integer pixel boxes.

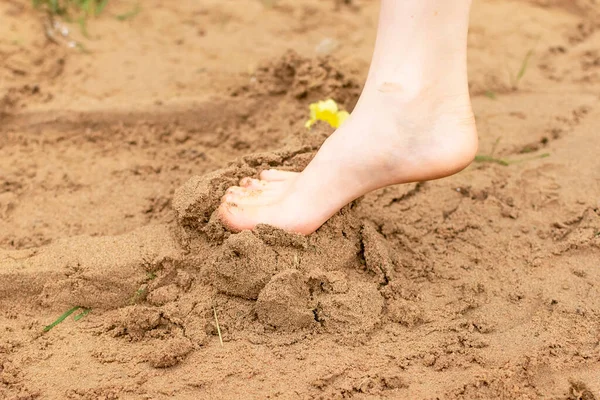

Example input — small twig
[213,305,223,347]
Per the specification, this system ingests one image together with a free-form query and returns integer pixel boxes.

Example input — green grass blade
[33,0,110,17]
[515,49,533,85]
[78,16,89,38]
[474,155,510,166]
[50,0,59,14]
[96,0,109,15]
[474,152,549,167]
[490,137,501,157]
[43,306,80,332]
[116,4,140,21]
[74,308,91,321]
[507,152,550,165]
[83,0,92,15]
[484,90,496,100]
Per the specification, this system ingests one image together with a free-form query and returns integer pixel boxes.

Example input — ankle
[356,78,472,126]
[362,57,469,105]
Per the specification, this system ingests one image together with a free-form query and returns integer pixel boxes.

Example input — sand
[1,0,600,398]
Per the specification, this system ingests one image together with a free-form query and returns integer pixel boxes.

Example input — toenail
[240,177,252,186]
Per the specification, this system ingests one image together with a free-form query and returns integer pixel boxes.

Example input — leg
[219,0,478,235]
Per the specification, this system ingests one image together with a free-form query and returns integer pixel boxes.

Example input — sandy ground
[1,0,600,399]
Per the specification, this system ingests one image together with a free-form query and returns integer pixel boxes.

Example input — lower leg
[219,0,477,235]
[364,0,472,100]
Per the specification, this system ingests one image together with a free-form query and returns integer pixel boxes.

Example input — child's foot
[218,85,478,235]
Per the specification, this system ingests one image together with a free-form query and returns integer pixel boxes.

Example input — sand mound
[170,149,391,336]
[231,50,361,109]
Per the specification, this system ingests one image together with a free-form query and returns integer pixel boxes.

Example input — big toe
[218,202,267,232]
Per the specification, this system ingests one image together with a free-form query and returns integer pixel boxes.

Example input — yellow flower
[305,99,349,129]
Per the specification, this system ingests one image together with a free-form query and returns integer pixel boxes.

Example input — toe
[224,187,263,201]
[223,186,252,202]
[238,176,291,192]
[218,203,243,232]
[239,177,267,189]
[226,186,246,196]
[239,177,253,187]
[222,193,235,203]
[218,202,262,232]
[259,169,299,181]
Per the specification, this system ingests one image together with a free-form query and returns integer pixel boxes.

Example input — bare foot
[218,0,477,235]
[218,87,477,234]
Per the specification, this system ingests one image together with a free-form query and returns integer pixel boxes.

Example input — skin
[219,0,478,235]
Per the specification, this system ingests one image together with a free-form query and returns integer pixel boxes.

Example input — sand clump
[256,269,315,330]
[211,231,279,300]
[145,336,195,369]
[315,282,384,333]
